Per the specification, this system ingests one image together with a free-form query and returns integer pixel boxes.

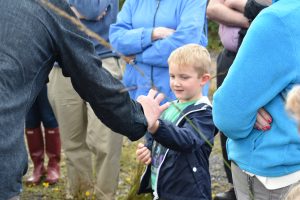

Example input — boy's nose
[173,80,181,87]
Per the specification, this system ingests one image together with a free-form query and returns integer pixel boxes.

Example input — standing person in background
[213,0,300,199]
[207,0,270,199]
[25,85,61,185]
[48,0,123,199]
[109,0,209,102]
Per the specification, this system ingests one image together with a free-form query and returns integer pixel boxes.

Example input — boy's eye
[180,76,189,80]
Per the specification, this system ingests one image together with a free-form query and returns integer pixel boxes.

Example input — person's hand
[254,108,272,131]
[137,89,170,133]
[152,27,175,41]
[136,143,151,165]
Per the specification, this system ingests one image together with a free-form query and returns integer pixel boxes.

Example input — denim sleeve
[68,0,110,20]
[135,0,207,67]
[51,13,147,141]
[109,0,153,56]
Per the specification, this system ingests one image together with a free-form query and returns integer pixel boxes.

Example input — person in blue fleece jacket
[109,0,208,101]
[213,0,300,199]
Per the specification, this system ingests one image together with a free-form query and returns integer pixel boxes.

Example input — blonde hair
[284,183,300,200]
[286,85,300,123]
[168,44,211,76]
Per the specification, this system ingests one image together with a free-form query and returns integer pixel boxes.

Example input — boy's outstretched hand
[137,89,170,134]
[136,143,151,165]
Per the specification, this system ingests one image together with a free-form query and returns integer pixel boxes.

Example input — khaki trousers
[48,58,123,200]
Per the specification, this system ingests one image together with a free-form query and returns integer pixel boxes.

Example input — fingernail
[268,119,272,123]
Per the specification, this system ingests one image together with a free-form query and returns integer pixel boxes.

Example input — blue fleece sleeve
[152,110,215,152]
[212,12,298,139]
[68,0,110,20]
[135,0,207,67]
[109,0,153,56]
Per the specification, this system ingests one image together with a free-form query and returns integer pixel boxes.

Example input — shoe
[25,127,46,185]
[214,188,237,200]
[45,127,61,184]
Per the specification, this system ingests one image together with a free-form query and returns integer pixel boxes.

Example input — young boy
[136,44,216,200]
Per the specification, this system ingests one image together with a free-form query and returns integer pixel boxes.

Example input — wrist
[151,28,160,41]
[149,120,160,134]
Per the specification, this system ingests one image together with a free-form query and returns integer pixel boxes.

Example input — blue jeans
[25,86,58,128]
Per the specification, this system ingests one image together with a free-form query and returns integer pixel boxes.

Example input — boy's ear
[200,73,211,86]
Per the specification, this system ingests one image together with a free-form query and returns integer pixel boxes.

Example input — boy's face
[169,63,208,103]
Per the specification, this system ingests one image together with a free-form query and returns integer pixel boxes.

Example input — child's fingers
[160,102,170,112]
[145,157,152,165]
[148,89,158,99]
[139,148,150,159]
[137,143,144,149]
[140,151,151,164]
[155,93,165,104]
[137,148,151,163]
[136,143,145,155]
[136,148,145,157]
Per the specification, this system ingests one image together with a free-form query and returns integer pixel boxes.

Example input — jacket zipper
[153,148,169,200]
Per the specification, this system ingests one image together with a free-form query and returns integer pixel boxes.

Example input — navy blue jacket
[138,97,215,200]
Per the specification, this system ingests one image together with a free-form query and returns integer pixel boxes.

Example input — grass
[21,139,152,200]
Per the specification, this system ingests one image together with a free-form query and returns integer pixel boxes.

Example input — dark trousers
[26,85,58,128]
[216,49,237,184]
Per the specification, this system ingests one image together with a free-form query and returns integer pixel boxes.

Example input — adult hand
[136,143,151,165]
[137,89,170,133]
[152,27,175,41]
[254,108,272,131]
